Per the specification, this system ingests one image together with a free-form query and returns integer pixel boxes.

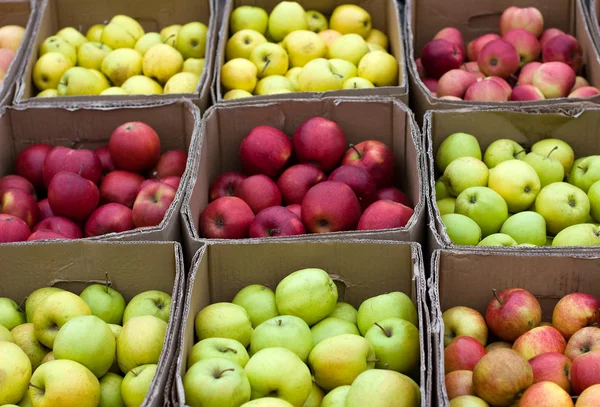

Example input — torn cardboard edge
[170,239,431,407]
[12,0,217,112]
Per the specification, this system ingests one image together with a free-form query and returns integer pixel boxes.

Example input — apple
[268,1,308,41]
[298,57,345,92]
[445,336,487,373]
[175,21,207,60]
[329,302,358,325]
[57,66,108,96]
[449,395,488,406]
[443,157,489,197]
[151,150,187,179]
[95,146,116,175]
[142,43,183,85]
[121,364,157,406]
[345,369,421,407]
[522,150,565,188]
[455,187,508,237]
[221,58,258,93]
[513,326,567,360]
[423,78,438,94]
[0,25,25,51]
[570,156,600,193]
[552,293,600,340]
[250,43,289,77]
[436,133,482,173]
[123,290,171,324]
[466,34,500,62]
[27,229,67,241]
[437,69,477,98]
[445,370,474,400]
[464,80,508,101]
[277,164,325,205]
[134,32,162,56]
[301,181,361,233]
[131,182,176,228]
[232,284,278,329]
[33,52,74,91]
[249,206,305,238]
[376,187,411,207]
[485,288,542,342]
[226,28,267,60]
[529,352,572,392]
[442,213,482,245]
[0,298,24,331]
[195,302,253,347]
[438,197,457,214]
[442,306,488,347]
[341,140,395,188]
[302,381,325,407]
[38,199,53,221]
[552,223,600,246]
[236,175,282,214]
[532,62,576,99]
[10,323,49,370]
[188,337,249,370]
[77,42,112,70]
[42,146,102,187]
[477,39,519,79]
[434,27,465,56]
[569,86,600,98]
[0,175,36,200]
[79,283,125,325]
[321,385,350,407]
[420,39,464,79]
[99,170,144,208]
[534,182,590,235]
[84,203,134,237]
[209,172,247,201]
[357,50,399,87]
[519,381,574,407]
[500,211,547,246]
[500,7,544,37]
[199,196,254,239]
[109,122,160,172]
[240,126,292,178]
[230,6,268,34]
[310,317,359,346]
[117,315,167,373]
[329,4,371,37]
[15,143,53,191]
[284,30,326,68]
[183,57,205,75]
[565,327,600,360]
[478,233,518,247]
[0,214,30,242]
[488,159,541,212]
[241,399,295,407]
[250,315,312,362]
[254,75,294,95]
[484,139,526,168]
[0,341,31,405]
[0,188,38,228]
[100,15,143,49]
[577,384,600,406]
[33,216,83,239]
[328,165,377,210]
[542,34,583,73]
[292,117,347,172]
[48,171,99,222]
[532,139,575,174]
[571,349,600,394]
[357,200,414,231]
[285,204,301,219]
[572,76,590,91]
[518,61,542,85]
[502,29,541,68]
[24,287,63,323]
[356,291,418,336]
[365,317,419,373]
[540,28,565,47]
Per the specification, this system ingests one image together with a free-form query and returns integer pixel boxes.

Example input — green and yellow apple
[285,67,302,90]
[477,233,518,246]
[57,67,106,96]
[346,369,420,407]
[298,58,344,92]
[443,157,489,197]
[367,43,387,52]
[437,197,456,215]
[455,186,509,237]
[101,15,144,49]
[33,291,91,348]
[435,177,451,199]
[11,323,49,370]
[18,390,32,407]
[100,86,127,95]
[250,43,289,78]
[303,382,325,406]
[531,139,575,174]
[441,213,482,245]
[436,133,482,173]
[552,223,600,246]
[330,4,372,38]
[241,398,294,406]
[306,10,328,33]
[342,77,375,89]
[33,52,74,90]
[357,50,398,87]
[357,292,418,335]
[143,43,183,84]
[443,306,488,347]
[483,139,526,168]
[329,302,358,325]
[188,337,249,368]
[232,284,279,328]
[328,34,369,66]
[328,59,357,82]
[86,24,105,42]
[39,36,77,65]
[56,27,88,50]
[41,351,55,364]
[79,283,126,325]
[77,42,112,70]
[366,29,389,50]
[121,364,157,407]
[195,302,253,347]
[500,211,547,246]
[176,22,208,59]
[117,315,167,373]
[0,341,31,404]
[121,75,162,94]
[36,89,58,97]
[221,58,257,92]
[488,160,541,212]
[226,29,268,61]
[25,287,63,324]
[268,1,308,42]
[283,30,326,67]
[534,182,590,235]
[134,32,162,56]
[522,151,565,188]
[101,48,143,86]
[89,69,110,89]
[311,317,359,346]
[568,156,600,193]
[123,290,171,324]
[321,385,351,407]
[589,180,600,222]
[98,372,124,407]
[164,72,199,93]
[223,89,253,99]
[0,298,25,330]
[160,24,181,46]
[0,323,13,342]
[183,58,205,75]
[250,315,313,362]
[230,6,269,35]
[364,317,420,373]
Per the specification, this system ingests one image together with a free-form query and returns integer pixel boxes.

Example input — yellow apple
[176,22,208,59]
[225,29,267,61]
[102,15,144,50]
[164,72,200,93]
[134,32,163,56]
[298,58,343,92]
[343,77,375,89]
[319,29,342,49]
[57,67,106,96]
[88,69,110,90]
[230,6,269,35]
[143,44,183,84]
[121,75,163,94]
[86,24,105,42]
[254,75,294,95]
[100,86,127,95]
[39,36,77,65]
[77,42,112,70]
[100,48,143,86]
[329,59,357,82]
[223,89,253,100]
[268,1,308,42]
[0,25,25,51]
[366,29,389,50]
[306,10,328,33]
[33,52,74,90]
[250,43,289,78]
[283,30,326,67]
[36,88,58,97]
[367,43,387,53]
[285,67,302,90]
[358,50,398,87]
[221,58,257,92]
[56,27,88,49]
[330,5,372,38]
[329,34,369,66]
[160,25,181,46]
[183,58,205,75]
[0,342,31,405]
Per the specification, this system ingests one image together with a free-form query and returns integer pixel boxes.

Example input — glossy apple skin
[445,370,474,400]
[499,6,544,37]
[528,352,572,393]
[27,229,67,241]
[240,125,292,178]
[0,175,37,200]
[1,188,39,228]
[151,149,187,178]
[301,181,361,233]
[445,336,487,374]
[236,174,282,214]
[517,381,574,407]
[540,28,566,48]
[552,293,600,340]
[209,172,247,202]
[518,62,542,85]
[421,39,464,79]
[510,85,545,101]
[328,165,377,211]
[436,69,477,99]
[377,187,411,207]
[109,121,161,172]
[199,196,254,239]
[47,171,100,222]
[33,216,83,239]
[477,39,520,79]
[277,164,325,205]
[502,28,541,67]
[565,327,600,361]
[15,143,53,190]
[42,146,103,187]
[131,182,176,228]
[571,349,600,394]
[467,34,501,62]
[341,140,395,189]
[464,80,508,101]
[485,288,542,342]
[512,326,567,360]
[37,198,53,221]
[95,145,116,175]
[568,87,600,98]
[0,213,30,242]
[286,204,301,219]
[357,200,414,231]
[533,61,576,99]
[434,27,466,57]
[248,206,306,238]
[577,384,600,406]
[100,170,145,208]
[85,203,135,237]
[292,117,347,172]
[542,34,583,73]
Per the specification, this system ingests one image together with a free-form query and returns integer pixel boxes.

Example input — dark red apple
[377,187,411,207]
[542,34,583,73]
[249,206,306,238]
[292,117,347,172]
[0,175,37,200]
[357,200,414,231]
[286,204,302,219]
[420,39,464,79]
[85,203,135,237]
[422,78,439,94]
[477,39,520,79]
[277,164,326,205]
[131,182,176,228]
[151,149,187,178]
[301,181,361,233]
[236,175,282,214]
[433,27,466,59]
[0,214,30,242]
[162,176,181,190]
[27,229,67,241]
[540,28,566,48]
[199,196,254,239]
[42,147,103,187]
[341,140,395,188]
[37,198,54,221]
[100,170,145,208]
[95,145,116,174]
[48,171,100,221]
[328,165,377,211]
[14,143,53,190]
[109,122,161,171]
[33,216,83,239]
[1,189,39,228]
[209,172,247,202]
[239,126,292,177]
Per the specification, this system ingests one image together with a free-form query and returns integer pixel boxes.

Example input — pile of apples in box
[417,6,598,101]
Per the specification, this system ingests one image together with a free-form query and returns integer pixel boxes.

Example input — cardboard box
[13,0,216,112]
[180,97,426,263]
[405,0,600,125]
[213,0,407,105]
[586,0,600,58]
[0,240,185,407]
[430,248,600,407]
[170,239,431,407]
[0,99,200,244]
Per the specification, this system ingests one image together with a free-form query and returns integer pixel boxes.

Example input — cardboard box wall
[0,240,185,407]
[429,248,600,407]
[405,0,600,125]
[0,99,200,244]
[180,97,427,263]
[170,239,431,407]
[213,0,408,105]
[13,0,216,112]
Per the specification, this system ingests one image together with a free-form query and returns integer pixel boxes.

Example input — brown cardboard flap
[0,240,185,407]
[172,239,431,407]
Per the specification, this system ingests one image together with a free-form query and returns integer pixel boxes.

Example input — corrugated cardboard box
[0,99,200,244]
[429,248,600,407]
[170,239,431,407]
[180,97,426,263]
[13,0,216,112]
[586,0,600,57]
[405,0,600,124]
[213,0,407,105]
[0,240,185,407]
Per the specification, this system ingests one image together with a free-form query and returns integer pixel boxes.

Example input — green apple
[134,32,162,56]
[298,58,344,92]
[366,29,389,50]
[176,22,208,59]
[250,43,289,78]
[0,342,31,404]
[342,77,375,89]
[531,138,575,174]
[241,399,294,406]
[250,315,313,362]
[11,323,49,370]
[100,86,127,95]
[435,177,451,200]
[101,48,143,86]
[552,223,600,246]
[143,44,183,85]
[80,283,126,325]
[437,197,456,215]
[160,25,181,46]
[367,43,387,52]
[57,67,105,96]
[268,1,308,42]
[330,4,372,38]
[0,298,25,330]
[488,159,541,212]
[39,36,77,65]
[221,58,258,93]
[568,156,600,193]
[184,357,250,407]
[18,390,32,407]
[226,29,268,61]
[107,324,121,374]
[356,292,418,335]
[306,10,328,33]
[89,68,110,90]
[183,58,205,75]
[33,291,91,348]
[117,315,167,373]
[522,151,565,188]
[56,27,88,50]
[483,139,526,168]
[188,337,249,368]
[0,323,13,342]
[254,75,294,95]
[303,382,325,407]
[436,133,482,173]
[328,59,357,82]
[232,284,279,328]
[441,213,482,245]
[364,317,420,373]
[308,334,376,391]
[36,89,58,97]
[328,302,358,325]
[276,268,338,326]
[534,182,590,235]
[455,187,509,237]
[121,364,157,407]
[328,34,369,66]
[33,52,74,90]
[283,30,326,67]
[101,15,144,49]
[230,6,268,35]
[122,290,171,324]
[589,180,600,222]
[443,157,489,197]
[164,72,200,93]
[245,347,312,405]
[345,369,420,407]
[53,315,115,377]
[29,359,100,407]
[500,211,547,245]
[321,385,350,407]
[477,233,518,246]
[223,89,253,99]
[99,372,124,407]
[77,42,112,70]
[311,317,359,345]
[195,302,253,347]
[121,75,163,94]
[86,24,105,42]
[357,50,398,87]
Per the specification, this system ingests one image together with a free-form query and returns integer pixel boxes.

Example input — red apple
[502,28,541,67]
[485,77,512,99]
[500,7,544,37]
[443,306,488,347]
[445,370,474,400]
[84,203,135,237]
[0,175,36,199]
[357,200,414,231]
[99,170,145,208]
[292,117,347,172]
[510,84,546,101]
[0,214,30,242]
[568,86,600,98]
[445,336,487,374]
[461,61,482,74]
[199,196,254,239]
[209,172,247,201]
[485,342,513,352]
[162,176,181,190]
[277,164,325,205]
[422,78,439,94]
[571,349,600,394]
[377,187,411,207]
[0,48,15,74]
[517,381,574,407]
[532,62,576,99]
[540,28,566,48]
[467,34,501,62]
[33,216,82,239]
[477,39,520,79]
[94,145,116,175]
[518,62,542,85]
[37,198,53,221]
[42,146,103,187]
[240,126,292,177]
[552,293,600,340]
[529,352,572,393]
[542,34,583,73]
[434,27,466,57]
[131,182,176,228]
[415,58,426,78]
[286,204,301,219]
[328,165,377,211]
[236,174,282,214]
[27,230,68,241]
[14,143,53,191]
[464,80,508,101]
[48,171,99,222]
[301,181,361,233]
[1,189,39,228]
[109,122,161,171]
[151,149,187,178]
[572,76,590,91]
[577,384,600,406]
[485,288,542,342]
[437,69,477,98]
[248,206,306,238]
[512,326,567,360]
[341,140,395,188]
[421,39,464,79]
[565,327,600,361]
[136,179,157,195]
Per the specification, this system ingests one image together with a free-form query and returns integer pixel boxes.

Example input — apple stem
[374,322,391,338]
[367,359,380,363]
[118,362,132,373]
[547,146,559,159]
[219,368,235,376]
[105,272,109,294]
[225,347,238,354]
[261,56,271,75]
[165,34,176,43]
[492,288,503,306]
[79,163,85,176]
[29,383,43,391]
[152,171,162,182]
[17,297,26,313]
[349,144,362,158]
[515,149,525,157]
